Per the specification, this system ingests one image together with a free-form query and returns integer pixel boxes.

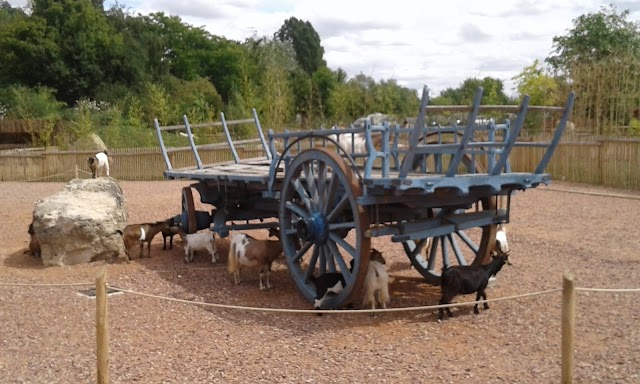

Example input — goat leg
[259,271,266,290]
[481,290,489,310]
[474,292,482,314]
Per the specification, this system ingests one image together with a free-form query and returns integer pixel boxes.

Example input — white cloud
[7,0,640,96]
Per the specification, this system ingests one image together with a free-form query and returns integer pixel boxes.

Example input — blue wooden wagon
[154,86,575,309]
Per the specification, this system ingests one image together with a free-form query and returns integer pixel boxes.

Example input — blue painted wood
[154,118,172,172]
[220,112,240,164]
[183,115,204,169]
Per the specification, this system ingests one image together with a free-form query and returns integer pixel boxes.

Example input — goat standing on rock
[87,150,110,178]
[438,251,511,321]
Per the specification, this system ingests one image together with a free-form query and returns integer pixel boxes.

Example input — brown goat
[227,230,284,290]
[122,219,172,261]
[27,222,41,258]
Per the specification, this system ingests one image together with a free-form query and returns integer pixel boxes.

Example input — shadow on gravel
[133,242,447,330]
[3,248,47,270]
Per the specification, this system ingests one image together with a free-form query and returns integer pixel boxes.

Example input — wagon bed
[154,86,575,309]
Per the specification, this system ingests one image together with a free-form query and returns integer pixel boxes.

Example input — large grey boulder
[32,178,128,266]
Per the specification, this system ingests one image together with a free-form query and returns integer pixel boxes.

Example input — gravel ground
[0,180,639,383]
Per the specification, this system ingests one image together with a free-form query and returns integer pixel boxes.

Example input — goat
[327,131,383,155]
[161,217,179,250]
[495,223,509,254]
[227,230,284,290]
[27,222,41,258]
[122,219,172,261]
[87,150,110,178]
[438,251,510,321]
[359,249,390,312]
[177,228,218,264]
[309,273,346,311]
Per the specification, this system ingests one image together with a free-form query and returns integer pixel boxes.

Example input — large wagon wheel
[279,148,371,309]
[181,187,198,234]
[401,132,498,285]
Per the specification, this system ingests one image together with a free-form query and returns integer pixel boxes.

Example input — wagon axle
[296,212,329,245]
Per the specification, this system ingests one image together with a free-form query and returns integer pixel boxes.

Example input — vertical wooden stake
[75,164,79,179]
[561,271,576,384]
[96,268,110,384]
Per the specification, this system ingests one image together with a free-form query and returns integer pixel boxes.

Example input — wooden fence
[1,139,639,189]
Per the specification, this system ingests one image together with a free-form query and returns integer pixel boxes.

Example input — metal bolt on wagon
[154,86,575,309]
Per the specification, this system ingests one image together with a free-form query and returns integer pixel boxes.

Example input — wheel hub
[296,212,329,244]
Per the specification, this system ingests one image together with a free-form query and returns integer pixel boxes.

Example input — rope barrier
[541,186,640,200]
[77,169,93,175]
[0,281,637,314]
[105,286,564,315]
[576,287,640,293]
[0,281,94,287]
[24,168,75,182]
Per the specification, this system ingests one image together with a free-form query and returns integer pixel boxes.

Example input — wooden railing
[1,139,639,189]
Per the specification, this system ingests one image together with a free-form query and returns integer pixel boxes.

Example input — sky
[7,0,640,97]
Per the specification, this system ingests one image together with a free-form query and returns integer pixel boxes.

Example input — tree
[274,17,325,75]
[433,77,508,105]
[512,60,558,106]
[546,4,640,73]
[25,0,129,104]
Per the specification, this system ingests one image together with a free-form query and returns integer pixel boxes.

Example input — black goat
[161,217,178,250]
[438,251,510,321]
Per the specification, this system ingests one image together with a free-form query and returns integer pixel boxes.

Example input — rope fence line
[542,186,640,200]
[576,287,640,293]
[20,166,109,182]
[105,286,565,315]
[2,279,637,314]
[24,168,75,182]
[0,281,94,287]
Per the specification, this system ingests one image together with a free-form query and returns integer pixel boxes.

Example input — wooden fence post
[96,268,110,384]
[75,164,79,179]
[561,271,576,384]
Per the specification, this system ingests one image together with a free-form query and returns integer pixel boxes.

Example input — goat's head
[268,227,280,239]
[490,250,511,276]
[370,248,386,264]
[87,156,98,177]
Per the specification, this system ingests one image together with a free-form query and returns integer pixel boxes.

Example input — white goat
[176,228,218,263]
[327,130,383,155]
[227,231,284,290]
[351,249,390,312]
[495,224,509,253]
[88,150,110,178]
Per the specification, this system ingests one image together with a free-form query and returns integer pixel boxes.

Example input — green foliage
[275,17,325,75]
[161,76,222,123]
[438,77,508,105]
[513,60,560,105]
[628,118,640,137]
[547,4,640,73]
[25,0,130,104]
[142,82,174,125]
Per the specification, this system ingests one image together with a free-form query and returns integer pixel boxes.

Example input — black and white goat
[309,272,346,312]
[438,251,511,321]
[87,150,110,178]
